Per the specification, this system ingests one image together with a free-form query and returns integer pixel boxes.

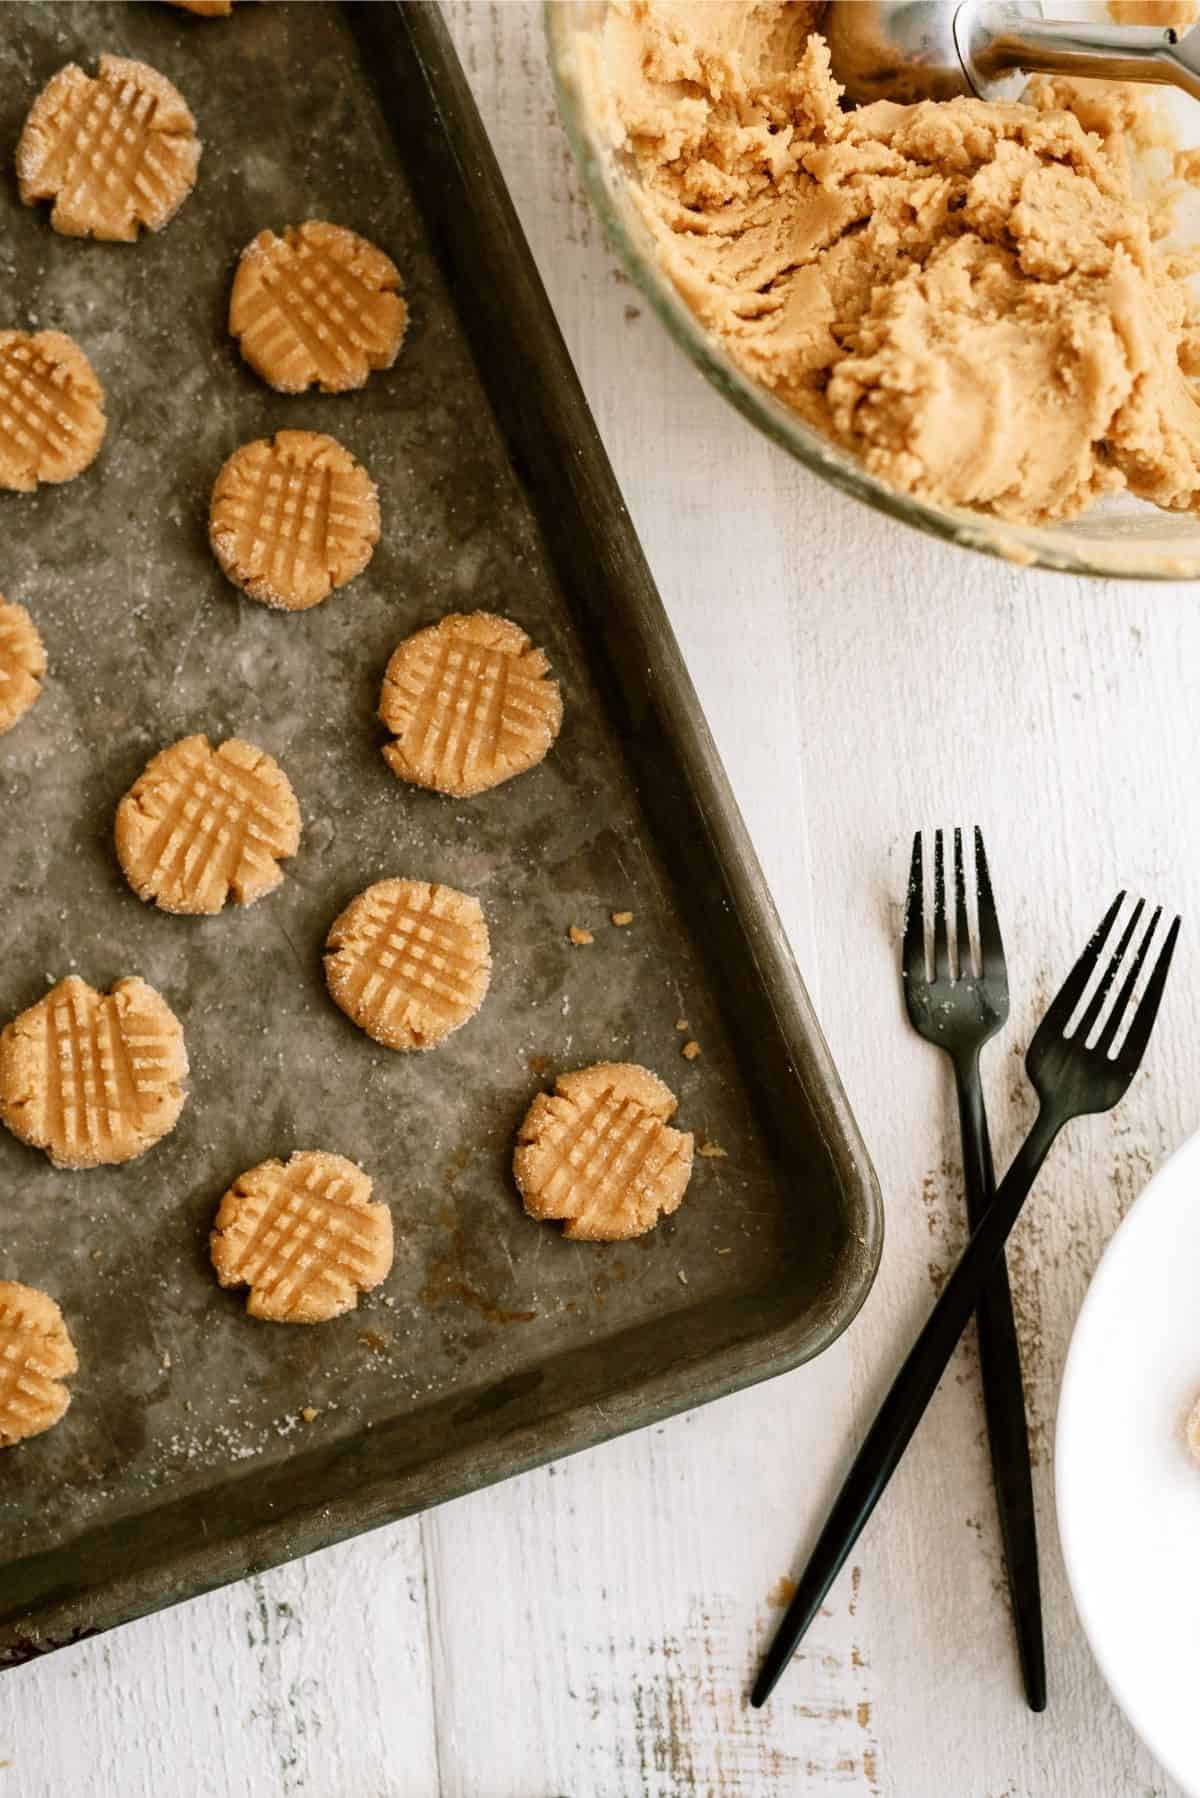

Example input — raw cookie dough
[1109,2,1196,24]
[379,611,564,798]
[17,54,201,241]
[514,1062,694,1241]
[584,0,1200,523]
[0,1282,78,1448]
[116,734,302,915]
[0,330,106,491]
[324,878,491,1051]
[230,221,408,394]
[0,975,188,1169]
[210,1150,393,1323]
[209,430,380,611]
[0,598,47,736]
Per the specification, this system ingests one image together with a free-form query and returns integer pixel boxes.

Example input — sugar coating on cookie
[209,430,380,611]
[379,611,564,798]
[211,1150,393,1323]
[0,975,188,1169]
[17,54,201,242]
[0,599,47,736]
[0,1282,78,1448]
[116,734,301,915]
[231,220,408,394]
[324,878,491,1052]
[514,1062,694,1242]
[0,330,106,492]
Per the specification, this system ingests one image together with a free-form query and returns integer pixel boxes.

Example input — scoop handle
[959,0,1200,103]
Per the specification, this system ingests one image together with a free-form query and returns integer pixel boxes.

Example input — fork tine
[932,830,951,982]
[1101,899,1165,1050]
[1033,892,1125,1046]
[1104,912,1179,1071]
[1092,905,1158,1056]
[953,828,970,979]
[902,832,925,982]
[1074,898,1144,1045]
[974,828,1004,976]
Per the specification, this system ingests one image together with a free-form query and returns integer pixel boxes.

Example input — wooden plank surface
[1,4,1195,1793]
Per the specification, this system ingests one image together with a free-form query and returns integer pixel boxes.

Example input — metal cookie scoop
[822,0,1200,107]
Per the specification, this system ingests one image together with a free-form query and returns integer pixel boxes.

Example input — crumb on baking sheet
[698,1139,727,1158]
[300,1406,320,1424]
[675,1017,689,1032]
[1187,1392,1200,1464]
[611,909,634,926]
[681,1039,701,1060]
[567,925,593,945]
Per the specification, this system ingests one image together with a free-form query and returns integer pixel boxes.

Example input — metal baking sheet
[0,0,881,1665]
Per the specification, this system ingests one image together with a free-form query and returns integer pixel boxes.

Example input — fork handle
[955,1055,1046,1713]
[750,1104,1062,1709]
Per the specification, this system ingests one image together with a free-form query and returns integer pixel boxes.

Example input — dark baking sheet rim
[0,0,882,1668]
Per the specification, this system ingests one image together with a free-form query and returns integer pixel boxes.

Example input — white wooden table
[3,6,1197,1793]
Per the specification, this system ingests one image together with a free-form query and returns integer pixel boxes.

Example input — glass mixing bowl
[546,0,1200,579]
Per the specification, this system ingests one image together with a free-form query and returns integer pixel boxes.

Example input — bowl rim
[544,0,1200,584]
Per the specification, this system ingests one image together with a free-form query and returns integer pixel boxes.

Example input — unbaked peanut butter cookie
[209,430,380,611]
[514,1063,694,1241]
[0,975,188,1169]
[17,54,201,241]
[324,878,491,1051]
[116,734,301,915]
[379,612,563,798]
[0,599,47,736]
[0,1282,78,1448]
[231,221,408,394]
[210,1150,393,1322]
[0,330,106,492]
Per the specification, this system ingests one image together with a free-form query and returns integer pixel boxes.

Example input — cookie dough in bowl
[550,0,1200,575]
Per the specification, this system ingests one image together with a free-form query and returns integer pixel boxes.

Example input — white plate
[1057,1130,1200,1796]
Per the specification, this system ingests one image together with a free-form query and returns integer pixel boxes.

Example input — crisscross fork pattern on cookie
[0,341,94,471]
[216,1158,389,1321]
[126,741,297,907]
[341,886,483,1031]
[40,985,173,1162]
[240,236,399,388]
[393,638,552,788]
[0,1288,75,1446]
[0,602,45,727]
[532,1083,679,1226]
[225,456,363,588]
[39,76,165,219]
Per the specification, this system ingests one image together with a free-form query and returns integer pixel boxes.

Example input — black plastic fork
[752,891,1180,1708]
[903,828,1044,1712]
